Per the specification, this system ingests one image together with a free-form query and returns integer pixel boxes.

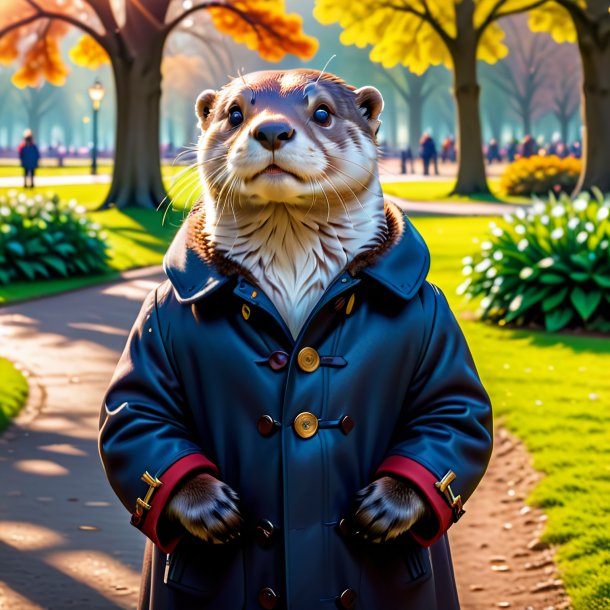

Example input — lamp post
[87,79,105,175]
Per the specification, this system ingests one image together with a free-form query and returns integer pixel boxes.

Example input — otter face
[195,70,383,208]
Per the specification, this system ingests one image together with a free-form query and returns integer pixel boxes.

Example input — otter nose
[252,121,295,151]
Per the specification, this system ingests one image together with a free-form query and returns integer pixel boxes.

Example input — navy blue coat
[99,204,493,610]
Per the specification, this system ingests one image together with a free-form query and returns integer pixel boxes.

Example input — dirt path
[0,269,569,609]
[451,428,571,610]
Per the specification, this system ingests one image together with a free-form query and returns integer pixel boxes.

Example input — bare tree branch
[0,3,110,50]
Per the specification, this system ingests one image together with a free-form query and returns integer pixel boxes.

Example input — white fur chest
[205,199,387,338]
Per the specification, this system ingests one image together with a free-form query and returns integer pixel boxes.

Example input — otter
[165,70,428,544]
[100,68,492,610]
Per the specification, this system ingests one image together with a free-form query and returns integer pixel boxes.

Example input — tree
[529,1,610,192]
[18,82,59,142]
[0,1,317,209]
[380,67,439,153]
[314,0,551,195]
[552,64,580,144]
[482,15,556,136]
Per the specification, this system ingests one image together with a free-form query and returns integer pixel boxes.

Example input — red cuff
[376,455,454,547]
[131,453,218,553]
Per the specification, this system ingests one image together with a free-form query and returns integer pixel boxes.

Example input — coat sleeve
[376,282,493,547]
[99,288,218,553]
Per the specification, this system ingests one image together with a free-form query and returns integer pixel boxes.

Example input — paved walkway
[0,267,164,610]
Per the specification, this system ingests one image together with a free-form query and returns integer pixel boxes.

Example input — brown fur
[165,474,243,544]
[350,477,431,543]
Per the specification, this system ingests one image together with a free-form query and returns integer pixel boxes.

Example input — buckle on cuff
[133,471,163,518]
[435,470,465,523]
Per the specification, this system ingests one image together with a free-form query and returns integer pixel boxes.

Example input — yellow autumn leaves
[313,0,585,73]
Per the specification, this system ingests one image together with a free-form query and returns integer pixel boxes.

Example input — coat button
[258,587,278,609]
[293,412,318,439]
[257,415,279,437]
[255,519,276,548]
[268,350,289,371]
[337,588,357,609]
[297,347,320,372]
[340,415,354,435]
[242,304,251,320]
[345,294,356,315]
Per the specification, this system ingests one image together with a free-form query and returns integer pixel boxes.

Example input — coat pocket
[164,537,245,606]
[358,535,433,609]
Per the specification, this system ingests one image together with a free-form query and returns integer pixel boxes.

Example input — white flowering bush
[461,189,610,332]
[0,191,109,285]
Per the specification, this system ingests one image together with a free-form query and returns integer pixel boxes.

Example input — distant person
[506,138,518,162]
[400,146,414,174]
[486,138,501,164]
[441,136,456,163]
[419,133,439,176]
[18,129,40,189]
[519,134,536,159]
[570,140,582,159]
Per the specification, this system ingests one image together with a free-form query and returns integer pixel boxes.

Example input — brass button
[242,304,251,320]
[293,412,318,439]
[258,587,278,609]
[345,293,356,315]
[338,588,357,609]
[297,347,320,373]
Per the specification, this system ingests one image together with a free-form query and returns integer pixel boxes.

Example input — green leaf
[542,287,570,312]
[545,308,573,332]
[570,288,602,321]
[54,242,76,256]
[592,273,610,288]
[569,253,593,270]
[539,273,566,284]
[14,259,35,280]
[5,241,25,257]
[41,255,68,276]
[570,271,591,283]
[504,287,551,322]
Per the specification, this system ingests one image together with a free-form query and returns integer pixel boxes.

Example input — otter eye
[228,106,243,127]
[313,105,331,126]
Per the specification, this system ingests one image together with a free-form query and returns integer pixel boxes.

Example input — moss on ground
[0,357,29,432]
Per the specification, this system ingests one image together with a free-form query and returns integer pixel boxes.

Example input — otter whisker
[320,172,353,227]
[323,167,369,217]
[324,161,384,198]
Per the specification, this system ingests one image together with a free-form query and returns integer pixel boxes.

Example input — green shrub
[461,189,610,333]
[500,155,582,197]
[0,191,109,285]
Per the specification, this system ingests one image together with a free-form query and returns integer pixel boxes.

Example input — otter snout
[252,119,296,151]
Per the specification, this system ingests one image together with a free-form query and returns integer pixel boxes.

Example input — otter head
[195,69,384,210]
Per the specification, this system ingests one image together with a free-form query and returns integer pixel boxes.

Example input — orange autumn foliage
[69,35,109,70]
[12,36,69,88]
[0,0,317,89]
[209,1,318,62]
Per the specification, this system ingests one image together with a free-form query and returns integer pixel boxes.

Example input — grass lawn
[0,357,29,432]
[415,216,610,610]
[383,178,531,205]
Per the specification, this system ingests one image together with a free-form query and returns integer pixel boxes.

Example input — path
[0,267,567,610]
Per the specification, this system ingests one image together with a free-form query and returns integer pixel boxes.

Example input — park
[0,1,609,609]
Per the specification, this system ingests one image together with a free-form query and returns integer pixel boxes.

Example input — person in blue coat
[18,130,40,189]
[99,69,493,610]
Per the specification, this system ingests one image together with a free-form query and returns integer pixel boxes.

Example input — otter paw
[165,474,243,544]
[350,476,429,543]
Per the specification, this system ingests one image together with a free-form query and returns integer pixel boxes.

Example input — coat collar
[163,201,430,305]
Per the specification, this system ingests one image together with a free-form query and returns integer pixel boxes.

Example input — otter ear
[355,86,384,136]
[195,89,217,129]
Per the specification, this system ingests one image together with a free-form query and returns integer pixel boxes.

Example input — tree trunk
[102,48,166,209]
[403,68,426,153]
[574,29,610,193]
[451,41,490,195]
